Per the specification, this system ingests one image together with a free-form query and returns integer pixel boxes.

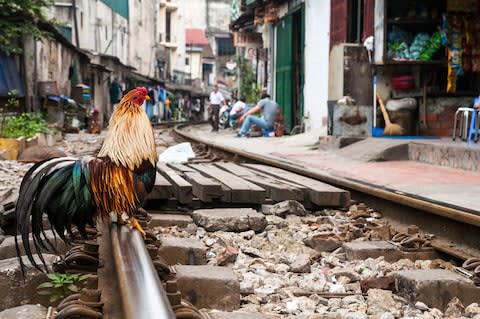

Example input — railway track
[5,123,480,318]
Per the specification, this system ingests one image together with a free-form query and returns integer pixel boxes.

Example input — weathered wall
[129,0,158,77]
[35,40,76,96]
[304,0,331,133]
[187,51,203,80]
[50,1,129,64]
[330,0,348,48]
[184,0,207,30]
[206,0,231,33]
[421,97,473,137]
[22,35,87,114]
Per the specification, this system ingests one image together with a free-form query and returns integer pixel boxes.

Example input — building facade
[231,0,331,133]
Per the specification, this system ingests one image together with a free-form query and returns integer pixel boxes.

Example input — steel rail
[173,124,480,228]
[111,223,176,319]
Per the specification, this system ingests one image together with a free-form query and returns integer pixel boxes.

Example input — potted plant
[0,90,22,160]
[0,91,52,159]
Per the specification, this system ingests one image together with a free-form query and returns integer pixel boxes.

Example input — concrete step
[158,236,206,265]
[192,208,267,233]
[392,269,480,310]
[149,213,193,228]
[175,265,240,311]
[0,230,68,259]
[343,240,439,262]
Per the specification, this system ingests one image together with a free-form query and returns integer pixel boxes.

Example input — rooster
[15,87,157,271]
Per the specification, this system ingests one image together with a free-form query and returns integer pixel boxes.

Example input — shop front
[374,0,480,137]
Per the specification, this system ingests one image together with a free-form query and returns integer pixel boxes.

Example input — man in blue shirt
[237,92,278,137]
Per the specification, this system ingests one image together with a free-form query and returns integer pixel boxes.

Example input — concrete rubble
[153,203,480,319]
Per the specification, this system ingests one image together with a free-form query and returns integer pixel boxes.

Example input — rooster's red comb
[137,87,148,93]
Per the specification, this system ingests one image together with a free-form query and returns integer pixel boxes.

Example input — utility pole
[72,0,80,48]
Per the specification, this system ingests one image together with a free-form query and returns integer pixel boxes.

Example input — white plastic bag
[158,142,195,163]
[386,98,417,111]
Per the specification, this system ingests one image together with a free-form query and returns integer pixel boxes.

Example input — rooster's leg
[127,216,146,238]
[115,212,146,238]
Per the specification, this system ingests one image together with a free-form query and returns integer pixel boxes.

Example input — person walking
[237,91,278,137]
[164,97,172,121]
[208,84,224,132]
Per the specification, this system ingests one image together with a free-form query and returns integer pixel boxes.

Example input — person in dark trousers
[208,84,224,132]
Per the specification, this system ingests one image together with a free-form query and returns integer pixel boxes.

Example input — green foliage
[0,0,54,54]
[37,273,90,303]
[5,89,20,108]
[1,112,51,138]
[0,89,20,136]
[236,56,260,104]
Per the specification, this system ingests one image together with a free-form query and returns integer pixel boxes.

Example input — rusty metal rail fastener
[461,257,480,285]
[53,241,100,273]
[390,232,431,251]
[111,223,176,319]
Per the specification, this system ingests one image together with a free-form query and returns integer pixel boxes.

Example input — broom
[376,94,404,136]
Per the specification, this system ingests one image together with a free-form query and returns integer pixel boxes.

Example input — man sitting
[237,91,278,137]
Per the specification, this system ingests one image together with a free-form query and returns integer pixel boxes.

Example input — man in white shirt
[229,97,247,127]
[208,84,224,132]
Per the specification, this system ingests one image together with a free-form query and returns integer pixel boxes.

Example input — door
[275,15,293,132]
[275,7,305,133]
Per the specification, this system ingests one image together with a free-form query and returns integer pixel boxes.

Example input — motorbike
[218,101,232,129]
[190,98,202,122]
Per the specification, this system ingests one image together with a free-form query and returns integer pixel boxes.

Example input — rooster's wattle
[15,87,157,271]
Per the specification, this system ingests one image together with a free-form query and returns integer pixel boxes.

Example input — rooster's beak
[145,95,151,101]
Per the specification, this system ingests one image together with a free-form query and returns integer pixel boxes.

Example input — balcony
[158,33,177,49]
[160,0,178,11]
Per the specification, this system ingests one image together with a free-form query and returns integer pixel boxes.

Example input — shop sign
[233,32,262,47]
[245,46,267,61]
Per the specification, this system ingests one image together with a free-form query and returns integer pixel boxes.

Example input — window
[348,0,363,43]
[166,11,171,42]
[216,37,235,56]
[105,25,108,40]
[80,12,83,28]
[185,57,189,65]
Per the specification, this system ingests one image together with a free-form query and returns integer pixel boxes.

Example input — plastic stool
[453,107,474,141]
[467,96,480,143]
[468,109,480,142]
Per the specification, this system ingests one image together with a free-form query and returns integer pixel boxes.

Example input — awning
[230,12,254,31]
[0,52,25,97]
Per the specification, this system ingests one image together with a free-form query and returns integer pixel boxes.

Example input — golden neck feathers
[97,100,157,170]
